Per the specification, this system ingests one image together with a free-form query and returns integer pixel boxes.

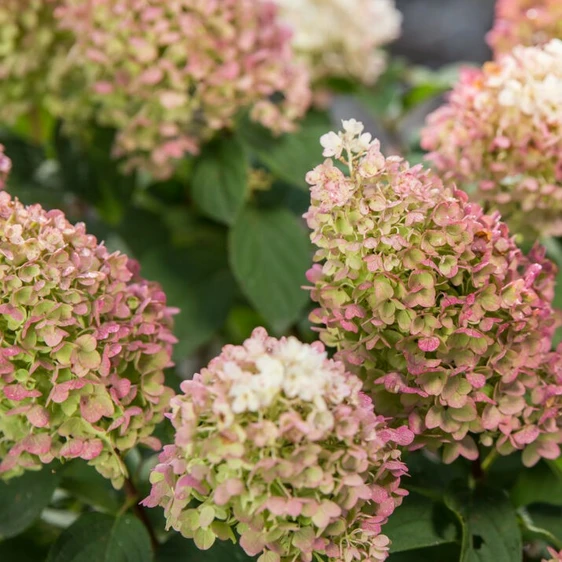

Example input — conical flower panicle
[143,328,412,562]
[487,0,562,56]
[0,189,177,488]
[305,119,560,465]
[421,40,562,240]
[53,0,311,178]
[275,0,401,87]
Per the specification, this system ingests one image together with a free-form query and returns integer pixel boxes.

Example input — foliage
[1,1,562,562]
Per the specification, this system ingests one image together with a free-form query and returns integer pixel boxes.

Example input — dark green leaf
[224,306,265,345]
[239,112,330,190]
[388,543,460,562]
[386,493,458,552]
[46,512,152,562]
[140,242,236,358]
[445,484,522,562]
[511,462,562,508]
[0,536,49,562]
[406,450,471,497]
[54,125,135,223]
[157,533,255,562]
[117,207,170,258]
[0,464,61,539]
[60,460,122,513]
[229,207,311,332]
[519,507,562,551]
[191,135,248,225]
[527,505,562,543]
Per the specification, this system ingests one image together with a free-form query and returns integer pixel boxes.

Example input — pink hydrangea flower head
[488,0,562,56]
[0,193,177,487]
[0,146,11,189]
[143,328,412,562]
[275,0,401,86]
[0,0,69,124]
[306,120,560,465]
[53,0,311,179]
[421,39,562,240]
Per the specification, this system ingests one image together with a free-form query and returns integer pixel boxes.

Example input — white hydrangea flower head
[275,0,402,85]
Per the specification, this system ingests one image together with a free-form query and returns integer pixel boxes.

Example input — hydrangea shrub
[143,328,412,562]
[0,190,176,488]
[0,0,70,124]
[1,1,562,559]
[488,0,562,56]
[305,120,560,464]
[421,39,562,240]
[51,0,311,178]
[275,0,401,87]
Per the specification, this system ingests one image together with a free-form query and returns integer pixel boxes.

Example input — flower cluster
[143,328,412,562]
[305,120,560,465]
[54,0,311,179]
[275,0,401,86]
[487,0,562,56]
[421,40,562,240]
[0,0,69,124]
[0,192,176,487]
[0,145,11,189]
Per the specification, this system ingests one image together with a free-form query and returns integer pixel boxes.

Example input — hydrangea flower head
[488,0,562,56]
[0,0,69,124]
[421,39,562,240]
[306,120,560,465]
[0,146,11,189]
[0,193,177,487]
[143,328,412,562]
[275,0,401,86]
[54,0,311,178]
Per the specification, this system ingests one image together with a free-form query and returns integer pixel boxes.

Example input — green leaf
[46,512,152,562]
[157,533,255,562]
[0,536,49,562]
[519,507,562,551]
[229,207,311,332]
[406,450,471,497]
[385,493,458,552]
[140,242,236,358]
[59,460,122,513]
[0,464,61,539]
[239,112,330,190]
[445,484,522,562]
[191,135,248,225]
[355,61,406,119]
[387,544,460,562]
[511,462,562,508]
[527,505,562,543]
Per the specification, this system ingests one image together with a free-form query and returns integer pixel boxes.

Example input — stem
[124,477,159,552]
[481,449,499,473]
[470,457,484,483]
[29,106,43,144]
